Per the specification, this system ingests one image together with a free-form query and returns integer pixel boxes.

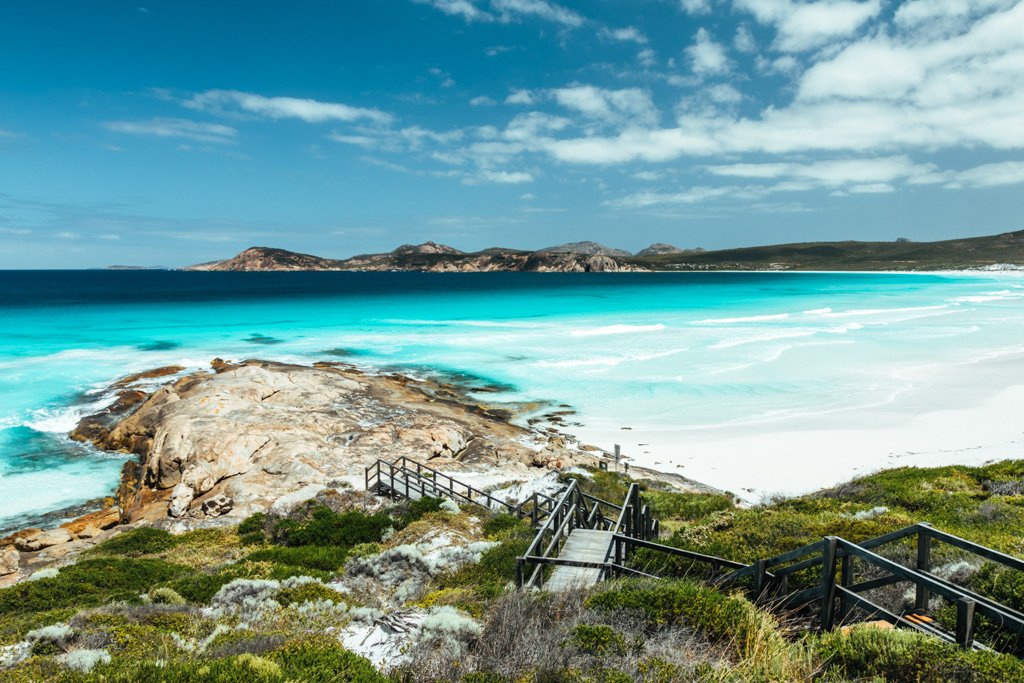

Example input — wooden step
[544,529,615,592]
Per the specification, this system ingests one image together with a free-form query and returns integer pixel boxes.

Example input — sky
[1,0,1023,268]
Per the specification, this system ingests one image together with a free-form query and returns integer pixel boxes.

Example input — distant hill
[635,243,691,257]
[187,247,344,271]
[623,230,1024,271]
[538,241,632,258]
[187,243,645,273]
[186,231,1024,273]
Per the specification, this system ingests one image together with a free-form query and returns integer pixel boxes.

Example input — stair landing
[545,529,615,591]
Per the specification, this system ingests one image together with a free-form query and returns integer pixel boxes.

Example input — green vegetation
[2,461,1022,681]
[0,558,189,615]
[624,229,1024,271]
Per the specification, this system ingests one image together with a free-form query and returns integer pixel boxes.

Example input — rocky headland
[189,243,651,273]
[185,229,1024,272]
[0,359,708,585]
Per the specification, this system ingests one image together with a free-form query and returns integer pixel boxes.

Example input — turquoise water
[2,270,1023,529]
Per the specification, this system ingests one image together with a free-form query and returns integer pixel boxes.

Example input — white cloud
[328,133,379,148]
[466,169,535,184]
[510,3,1024,167]
[413,0,584,25]
[679,0,711,14]
[328,125,463,152]
[952,160,1024,187]
[104,118,237,143]
[846,182,895,193]
[470,96,497,106]
[686,28,730,75]
[910,160,1024,188]
[735,0,882,52]
[505,89,536,105]
[412,0,491,21]
[490,0,583,26]
[734,24,757,53]
[601,26,648,44]
[633,170,664,181]
[706,156,937,186]
[707,83,744,104]
[186,90,393,125]
[550,86,659,126]
[894,0,1016,34]
[637,48,657,67]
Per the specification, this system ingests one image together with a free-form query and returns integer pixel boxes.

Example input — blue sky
[1,0,1022,267]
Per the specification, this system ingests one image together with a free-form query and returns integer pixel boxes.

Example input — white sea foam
[570,323,666,337]
[693,313,790,325]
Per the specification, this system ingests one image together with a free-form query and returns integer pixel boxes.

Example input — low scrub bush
[271,506,392,548]
[89,528,178,557]
[814,625,1024,682]
[246,545,349,572]
[0,558,189,615]
[644,491,734,522]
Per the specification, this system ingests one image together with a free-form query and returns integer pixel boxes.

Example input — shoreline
[0,359,713,584]
[569,349,1024,501]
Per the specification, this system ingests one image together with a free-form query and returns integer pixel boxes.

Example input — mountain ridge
[186,230,1024,272]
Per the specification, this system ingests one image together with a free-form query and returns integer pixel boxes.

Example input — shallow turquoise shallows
[1,270,1023,530]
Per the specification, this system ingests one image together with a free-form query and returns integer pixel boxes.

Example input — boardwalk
[544,529,615,591]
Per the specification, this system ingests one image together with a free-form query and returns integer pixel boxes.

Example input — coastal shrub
[274,578,347,607]
[813,625,1024,682]
[565,624,632,657]
[237,513,268,536]
[0,558,188,615]
[26,622,75,655]
[587,580,780,660]
[482,513,527,539]
[269,636,389,683]
[969,562,1024,613]
[644,491,734,522]
[246,545,349,572]
[147,587,187,606]
[395,496,447,528]
[434,536,526,600]
[160,558,286,604]
[271,506,392,548]
[90,528,177,556]
[567,470,634,506]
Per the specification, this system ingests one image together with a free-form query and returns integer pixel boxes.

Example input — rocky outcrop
[635,243,686,257]
[72,360,597,523]
[188,247,344,272]
[538,241,632,258]
[186,244,648,273]
[0,546,19,576]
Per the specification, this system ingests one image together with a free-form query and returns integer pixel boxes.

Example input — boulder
[200,494,233,517]
[15,527,73,552]
[168,483,194,518]
[0,546,19,576]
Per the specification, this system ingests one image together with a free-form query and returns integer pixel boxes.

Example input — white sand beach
[572,351,1024,501]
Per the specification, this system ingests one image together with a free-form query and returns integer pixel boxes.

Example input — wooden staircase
[364,457,1024,652]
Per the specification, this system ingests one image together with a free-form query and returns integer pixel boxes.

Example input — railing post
[916,524,932,611]
[820,537,839,631]
[956,598,976,649]
[753,559,768,598]
[838,553,852,621]
[515,559,524,588]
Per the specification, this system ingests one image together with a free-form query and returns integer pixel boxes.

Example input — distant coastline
[174,229,1024,273]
